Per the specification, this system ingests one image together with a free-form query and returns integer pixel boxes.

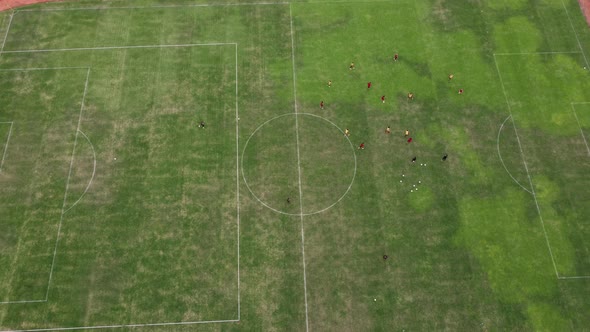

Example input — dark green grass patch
[495,52,590,275]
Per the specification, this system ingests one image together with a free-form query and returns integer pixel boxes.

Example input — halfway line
[290,4,310,332]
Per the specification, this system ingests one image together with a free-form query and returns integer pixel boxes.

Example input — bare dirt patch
[579,0,590,27]
[0,0,63,12]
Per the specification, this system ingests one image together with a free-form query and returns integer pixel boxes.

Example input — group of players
[320,53,459,159]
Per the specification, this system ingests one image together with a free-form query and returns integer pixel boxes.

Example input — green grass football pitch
[0,0,590,330]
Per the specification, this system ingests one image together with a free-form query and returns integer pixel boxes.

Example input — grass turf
[0,0,589,330]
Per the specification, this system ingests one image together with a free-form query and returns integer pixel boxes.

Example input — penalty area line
[493,51,582,56]
[570,103,590,157]
[558,275,590,280]
[234,43,241,320]
[0,319,240,332]
[2,43,236,54]
[0,10,14,59]
[494,54,560,279]
[44,68,91,301]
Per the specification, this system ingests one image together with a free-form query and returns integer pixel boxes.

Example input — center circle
[241,113,356,216]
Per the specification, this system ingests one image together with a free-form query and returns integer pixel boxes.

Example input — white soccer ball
[419,181,421,183]
[400,180,402,182]
[114,158,117,160]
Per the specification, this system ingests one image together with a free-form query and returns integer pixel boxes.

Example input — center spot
[241,113,356,216]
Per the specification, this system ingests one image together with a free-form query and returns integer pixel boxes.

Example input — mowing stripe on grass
[45,68,91,301]
[494,54,560,278]
[290,4,309,331]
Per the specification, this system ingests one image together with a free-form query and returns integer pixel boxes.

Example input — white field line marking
[0,319,240,332]
[0,299,45,305]
[240,113,356,216]
[234,43,241,320]
[561,0,590,68]
[63,129,96,214]
[44,68,91,301]
[0,121,13,173]
[494,51,581,56]
[290,5,309,332]
[558,275,590,280]
[0,10,14,59]
[496,115,533,194]
[17,2,289,12]
[571,104,590,157]
[2,42,235,54]
[494,55,560,278]
[0,66,89,71]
